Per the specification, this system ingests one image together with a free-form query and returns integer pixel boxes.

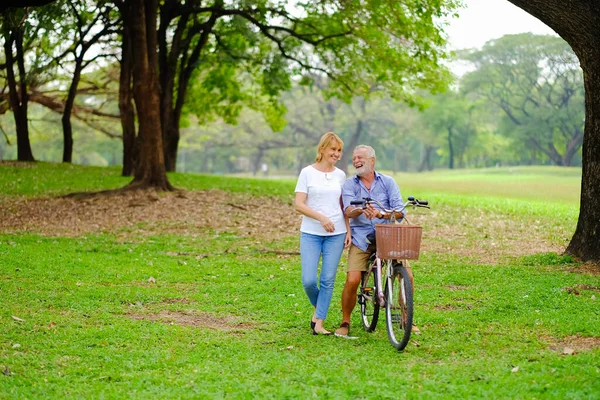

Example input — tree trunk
[563,130,584,166]
[157,3,181,173]
[252,147,265,176]
[506,0,600,262]
[128,0,173,190]
[61,62,82,163]
[163,118,179,172]
[118,8,137,177]
[3,25,35,162]
[159,7,218,172]
[565,50,600,260]
[418,145,434,172]
[447,126,454,169]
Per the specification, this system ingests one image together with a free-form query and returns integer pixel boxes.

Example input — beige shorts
[347,243,376,272]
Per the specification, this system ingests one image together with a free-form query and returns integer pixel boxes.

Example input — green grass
[1,162,598,399]
[389,166,581,205]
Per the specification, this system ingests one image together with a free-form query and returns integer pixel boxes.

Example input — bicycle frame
[370,256,393,307]
[368,201,405,308]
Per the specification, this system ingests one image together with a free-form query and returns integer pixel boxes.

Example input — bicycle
[352,196,430,350]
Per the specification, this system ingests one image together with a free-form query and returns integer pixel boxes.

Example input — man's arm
[344,206,364,218]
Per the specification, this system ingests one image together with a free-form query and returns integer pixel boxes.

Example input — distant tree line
[2,17,583,174]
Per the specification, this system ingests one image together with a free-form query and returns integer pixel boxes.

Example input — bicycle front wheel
[359,267,380,332]
[385,262,413,350]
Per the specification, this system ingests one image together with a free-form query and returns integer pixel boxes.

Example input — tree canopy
[461,33,584,166]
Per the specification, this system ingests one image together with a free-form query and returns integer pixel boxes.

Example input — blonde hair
[315,132,344,162]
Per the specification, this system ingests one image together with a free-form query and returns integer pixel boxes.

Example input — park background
[1,0,599,398]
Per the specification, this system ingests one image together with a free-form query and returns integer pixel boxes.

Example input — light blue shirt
[342,171,404,251]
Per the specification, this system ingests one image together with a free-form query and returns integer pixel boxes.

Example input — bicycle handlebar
[350,196,430,214]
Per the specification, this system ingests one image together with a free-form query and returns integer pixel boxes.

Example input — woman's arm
[295,192,335,232]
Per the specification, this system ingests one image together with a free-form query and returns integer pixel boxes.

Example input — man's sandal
[334,322,350,337]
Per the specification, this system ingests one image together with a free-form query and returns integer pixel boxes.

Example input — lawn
[1,162,598,399]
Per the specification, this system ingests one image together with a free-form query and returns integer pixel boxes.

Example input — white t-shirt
[295,165,347,236]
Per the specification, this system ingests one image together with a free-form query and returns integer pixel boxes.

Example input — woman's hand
[319,216,335,232]
[344,231,352,248]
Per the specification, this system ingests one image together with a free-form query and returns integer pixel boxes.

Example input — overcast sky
[444,0,558,50]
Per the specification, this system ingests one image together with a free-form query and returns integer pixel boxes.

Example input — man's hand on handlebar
[363,204,381,220]
[347,204,403,221]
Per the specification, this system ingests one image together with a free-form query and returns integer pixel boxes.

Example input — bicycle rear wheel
[359,266,380,332]
[385,262,413,350]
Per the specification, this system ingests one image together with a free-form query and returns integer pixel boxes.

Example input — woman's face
[321,141,343,165]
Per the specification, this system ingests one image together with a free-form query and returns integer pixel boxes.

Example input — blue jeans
[300,232,346,320]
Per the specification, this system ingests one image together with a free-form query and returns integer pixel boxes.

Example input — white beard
[355,165,372,177]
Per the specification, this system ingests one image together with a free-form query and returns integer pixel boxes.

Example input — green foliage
[1,163,598,398]
[460,33,584,166]
[182,0,457,131]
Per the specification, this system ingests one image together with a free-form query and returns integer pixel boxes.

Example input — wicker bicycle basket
[375,224,423,260]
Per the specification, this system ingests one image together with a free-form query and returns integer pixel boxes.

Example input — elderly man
[335,144,418,337]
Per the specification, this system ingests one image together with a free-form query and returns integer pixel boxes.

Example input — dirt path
[0,189,580,266]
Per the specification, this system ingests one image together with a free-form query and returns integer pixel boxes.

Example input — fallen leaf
[511,366,519,373]
[148,276,156,283]
[11,316,24,323]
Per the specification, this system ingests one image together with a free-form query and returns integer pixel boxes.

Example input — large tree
[155,0,457,172]
[1,8,34,161]
[421,91,477,169]
[128,0,172,190]
[506,0,600,262]
[117,0,457,188]
[461,33,584,167]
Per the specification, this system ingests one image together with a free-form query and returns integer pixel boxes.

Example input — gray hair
[354,145,376,158]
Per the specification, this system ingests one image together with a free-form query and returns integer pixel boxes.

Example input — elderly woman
[294,132,351,335]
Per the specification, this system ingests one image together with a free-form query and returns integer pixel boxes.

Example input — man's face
[352,148,375,176]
